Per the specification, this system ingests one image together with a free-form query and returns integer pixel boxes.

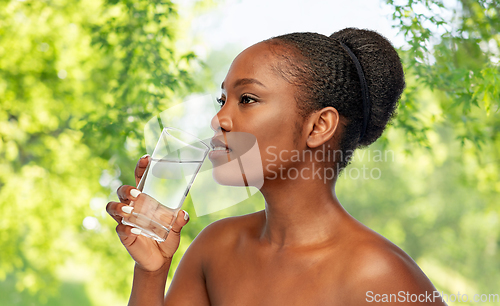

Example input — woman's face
[209,42,306,188]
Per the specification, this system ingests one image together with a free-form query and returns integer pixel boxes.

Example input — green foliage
[387,0,500,146]
[371,0,500,300]
[0,0,204,304]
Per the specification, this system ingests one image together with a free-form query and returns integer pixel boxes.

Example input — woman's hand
[106,154,190,272]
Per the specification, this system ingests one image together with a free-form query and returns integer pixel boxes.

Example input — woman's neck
[258,171,348,249]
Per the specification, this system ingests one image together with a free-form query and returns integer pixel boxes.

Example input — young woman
[107,28,446,305]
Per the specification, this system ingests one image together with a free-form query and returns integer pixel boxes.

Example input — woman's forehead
[222,42,282,89]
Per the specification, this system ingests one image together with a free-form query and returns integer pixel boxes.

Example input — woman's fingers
[115,223,140,247]
[108,185,140,224]
[117,184,141,204]
[135,154,150,186]
[158,210,190,258]
[106,201,131,223]
[170,210,190,235]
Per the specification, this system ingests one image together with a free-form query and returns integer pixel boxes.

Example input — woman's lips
[209,137,232,160]
[208,147,232,160]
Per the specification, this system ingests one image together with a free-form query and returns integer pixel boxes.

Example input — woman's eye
[240,95,257,104]
[216,97,225,108]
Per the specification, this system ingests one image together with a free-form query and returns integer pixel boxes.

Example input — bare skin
[107,42,447,305]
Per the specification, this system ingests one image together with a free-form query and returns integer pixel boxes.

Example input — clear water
[144,159,202,209]
[122,159,203,242]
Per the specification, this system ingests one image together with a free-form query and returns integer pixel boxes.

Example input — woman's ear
[305,107,340,148]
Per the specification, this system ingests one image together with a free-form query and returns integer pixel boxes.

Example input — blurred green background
[0,0,498,305]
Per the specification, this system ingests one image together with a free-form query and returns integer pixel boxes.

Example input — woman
[107,28,446,305]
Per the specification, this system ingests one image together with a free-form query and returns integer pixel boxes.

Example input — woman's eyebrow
[221,78,266,89]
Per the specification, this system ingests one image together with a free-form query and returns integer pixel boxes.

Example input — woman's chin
[211,167,263,188]
[212,172,244,186]
[207,147,264,188]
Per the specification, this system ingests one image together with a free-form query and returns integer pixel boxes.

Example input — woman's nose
[210,110,233,133]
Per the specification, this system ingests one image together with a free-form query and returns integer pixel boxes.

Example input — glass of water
[122,127,210,242]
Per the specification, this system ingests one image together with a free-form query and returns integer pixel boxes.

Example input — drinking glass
[122,127,210,242]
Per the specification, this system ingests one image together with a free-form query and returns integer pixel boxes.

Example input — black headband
[338,41,371,142]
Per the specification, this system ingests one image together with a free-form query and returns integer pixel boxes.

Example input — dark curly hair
[265,28,405,170]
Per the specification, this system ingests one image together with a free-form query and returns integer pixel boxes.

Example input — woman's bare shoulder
[165,212,264,305]
[191,210,265,250]
[337,222,442,304]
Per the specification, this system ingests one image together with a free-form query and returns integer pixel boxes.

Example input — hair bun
[266,29,405,169]
[330,28,405,147]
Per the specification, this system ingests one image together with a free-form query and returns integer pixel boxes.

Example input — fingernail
[130,189,141,198]
[122,206,134,214]
[141,154,149,159]
[131,228,142,235]
[183,210,189,221]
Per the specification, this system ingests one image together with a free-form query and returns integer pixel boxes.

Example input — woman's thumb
[170,210,189,236]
